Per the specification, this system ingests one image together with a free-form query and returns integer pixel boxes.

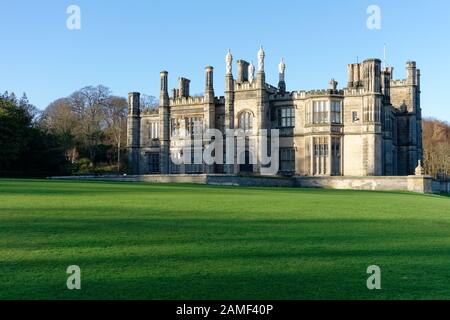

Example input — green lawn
[0,179,449,300]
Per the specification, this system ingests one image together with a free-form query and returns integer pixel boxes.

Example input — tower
[256,46,267,129]
[224,49,235,174]
[204,66,215,174]
[159,71,170,174]
[204,66,215,128]
[236,60,250,83]
[405,61,422,172]
[127,92,141,175]
[256,46,268,173]
[362,59,383,175]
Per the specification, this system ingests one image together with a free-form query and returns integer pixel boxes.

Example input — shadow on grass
[2,214,450,299]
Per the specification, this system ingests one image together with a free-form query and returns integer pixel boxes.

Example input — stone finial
[226,49,233,75]
[258,45,265,72]
[278,58,286,81]
[248,62,255,84]
[415,160,425,176]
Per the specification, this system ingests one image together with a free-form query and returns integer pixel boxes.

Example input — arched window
[238,111,253,130]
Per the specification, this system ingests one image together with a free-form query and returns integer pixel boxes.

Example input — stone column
[159,71,171,174]
[127,92,141,175]
[204,66,216,174]
[256,46,267,174]
[224,50,235,174]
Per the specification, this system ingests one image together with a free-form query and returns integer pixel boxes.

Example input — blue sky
[1,0,449,121]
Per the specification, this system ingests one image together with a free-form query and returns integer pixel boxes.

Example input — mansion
[127,47,423,177]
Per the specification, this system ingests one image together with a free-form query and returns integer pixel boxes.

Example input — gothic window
[171,162,181,174]
[331,137,341,176]
[306,102,312,124]
[186,117,203,136]
[313,100,329,124]
[278,107,295,128]
[186,147,203,173]
[374,99,381,123]
[149,122,159,139]
[313,137,329,175]
[238,112,253,130]
[147,153,160,174]
[305,140,311,173]
[171,118,180,137]
[331,101,342,124]
[280,148,295,173]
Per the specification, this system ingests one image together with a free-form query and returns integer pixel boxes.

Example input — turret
[204,66,215,129]
[225,49,234,129]
[406,61,417,86]
[255,46,268,173]
[236,60,250,83]
[361,59,382,93]
[347,64,354,87]
[127,92,141,174]
[178,77,191,98]
[160,71,169,104]
[159,71,170,174]
[224,49,235,174]
[205,66,214,95]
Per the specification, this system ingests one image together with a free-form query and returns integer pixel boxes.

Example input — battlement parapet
[269,92,295,101]
[293,89,345,99]
[234,81,257,91]
[343,88,366,96]
[170,95,206,106]
[390,79,408,87]
[141,108,159,116]
[215,96,225,104]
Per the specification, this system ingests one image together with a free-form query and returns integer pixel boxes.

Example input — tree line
[0,87,449,178]
[422,118,450,179]
[0,86,157,177]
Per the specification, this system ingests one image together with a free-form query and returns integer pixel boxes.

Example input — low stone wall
[51,174,294,188]
[294,175,433,194]
[50,174,443,194]
[50,174,208,184]
[206,175,295,187]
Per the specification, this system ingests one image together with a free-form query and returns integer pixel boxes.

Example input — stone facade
[127,48,423,177]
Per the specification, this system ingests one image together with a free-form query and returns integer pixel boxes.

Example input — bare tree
[69,86,112,163]
[140,94,159,114]
[422,118,450,178]
[103,96,127,172]
[41,98,79,163]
